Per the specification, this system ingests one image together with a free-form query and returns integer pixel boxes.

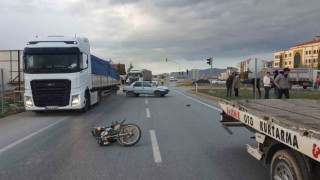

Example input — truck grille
[31,80,71,107]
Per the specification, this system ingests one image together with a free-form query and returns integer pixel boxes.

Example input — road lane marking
[145,99,148,104]
[150,130,162,163]
[174,90,221,111]
[0,116,69,155]
[146,108,151,118]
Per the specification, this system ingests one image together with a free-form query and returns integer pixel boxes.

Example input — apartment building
[274,36,320,69]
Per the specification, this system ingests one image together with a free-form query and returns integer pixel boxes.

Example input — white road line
[174,90,221,111]
[150,130,162,163]
[145,99,148,104]
[146,108,151,118]
[0,116,69,155]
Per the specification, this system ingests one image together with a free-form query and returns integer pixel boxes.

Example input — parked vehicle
[219,99,320,179]
[23,36,120,113]
[92,119,141,146]
[127,69,152,84]
[123,81,169,97]
[267,68,320,89]
[212,79,227,84]
[169,76,178,82]
[193,79,210,84]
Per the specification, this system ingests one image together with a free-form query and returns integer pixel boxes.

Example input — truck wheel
[270,149,309,180]
[154,91,161,97]
[303,86,307,89]
[134,93,140,97]
[82,93,90,113]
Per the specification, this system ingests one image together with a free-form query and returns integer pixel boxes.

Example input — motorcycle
[91,119,141,146]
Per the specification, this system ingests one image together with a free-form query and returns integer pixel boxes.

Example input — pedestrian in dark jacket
[226,75,233,97]
[274,68,291,99]
[232,74,240,97]
[252,78,261,98]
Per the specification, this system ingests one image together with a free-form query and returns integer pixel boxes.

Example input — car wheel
[154,91,161,97]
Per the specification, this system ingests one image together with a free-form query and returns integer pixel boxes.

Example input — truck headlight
[72,95,80,106]
[25,96,33,108]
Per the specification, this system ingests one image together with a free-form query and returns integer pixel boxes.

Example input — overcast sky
[1,0,319,74]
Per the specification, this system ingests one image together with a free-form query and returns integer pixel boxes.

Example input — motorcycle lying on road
[91,119,141,146]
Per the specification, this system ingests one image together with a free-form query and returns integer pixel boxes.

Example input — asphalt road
[0,83,269,180]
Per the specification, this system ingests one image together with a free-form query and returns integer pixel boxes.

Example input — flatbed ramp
[225,99,320,133]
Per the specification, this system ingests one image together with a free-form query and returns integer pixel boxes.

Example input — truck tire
[154,91,161,97]
[82,93,90,113]
[270,149,309,180]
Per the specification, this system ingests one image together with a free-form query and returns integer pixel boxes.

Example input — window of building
[309,59,311,63]
[285,54,287,58]
[314,50,317,54]
[305,60,307,63]
[314,59,316,63]
[306,51,308,55]
[309,50,312,54]
[289,61,291,65]
[289,53,292,57]
[285,62,287,65]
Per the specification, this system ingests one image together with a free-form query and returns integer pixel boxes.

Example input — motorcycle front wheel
[117,124,141,146]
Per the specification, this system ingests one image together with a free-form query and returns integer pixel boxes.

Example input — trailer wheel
[271,149,309,180]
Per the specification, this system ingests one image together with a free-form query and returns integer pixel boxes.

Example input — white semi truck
[127,69,152,84]
[219,99,320,179]
[23,36,120,112]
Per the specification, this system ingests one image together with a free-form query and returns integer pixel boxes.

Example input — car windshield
[24,54,81,73]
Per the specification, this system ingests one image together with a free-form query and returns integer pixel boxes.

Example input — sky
[0,0,319,74]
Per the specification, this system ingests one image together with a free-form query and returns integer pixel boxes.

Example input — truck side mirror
[82,54,88,69]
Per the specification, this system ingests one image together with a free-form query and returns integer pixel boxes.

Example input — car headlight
[72,95,80,106]
[25,96,33,108]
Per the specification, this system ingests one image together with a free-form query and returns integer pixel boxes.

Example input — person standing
[273,70,279,98]
[274,68,291,99]
[251,78,261,98]
[226,75,233,97]
[160,78,164,85]
[232,74,240,97]
[263,72,271,99]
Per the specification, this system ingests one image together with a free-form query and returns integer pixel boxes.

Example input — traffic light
[207,58,212,65]
[186,69,189,75]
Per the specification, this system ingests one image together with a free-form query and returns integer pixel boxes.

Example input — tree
[127,63,133,73]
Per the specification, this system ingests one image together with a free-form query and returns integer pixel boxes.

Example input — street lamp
[166,58,181,78]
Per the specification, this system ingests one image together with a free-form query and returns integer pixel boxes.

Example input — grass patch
[193,88,320,100]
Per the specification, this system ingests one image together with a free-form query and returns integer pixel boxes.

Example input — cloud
[0,0,319,74]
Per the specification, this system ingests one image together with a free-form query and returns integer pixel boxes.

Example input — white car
[169,77,178,82]
[211,79,227,84]
[123,81,170,97]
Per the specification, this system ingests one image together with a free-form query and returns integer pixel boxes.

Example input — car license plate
[45,106,58,110]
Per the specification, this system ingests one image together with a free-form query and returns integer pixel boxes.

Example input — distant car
[241,79,252,84]
[169,77,178,82]
[193,79,210,84]
[211,79,227,84]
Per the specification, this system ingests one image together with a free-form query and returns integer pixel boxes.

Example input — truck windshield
[129,73,142,78]
[24,54,81,73]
